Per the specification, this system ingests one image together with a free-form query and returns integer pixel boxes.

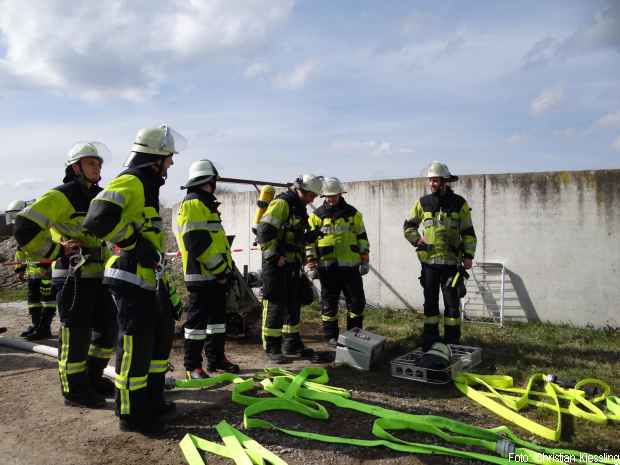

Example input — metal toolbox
[390,345,482,384]
[334,327,386,371]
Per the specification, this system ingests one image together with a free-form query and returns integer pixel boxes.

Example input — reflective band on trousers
[88,345,113,359]
[149,359,169,374]
[206,324,226,335]
[185,328,206,340]
[424,316,440,324]
[105,268,155,291]
[282,324,299,334]
[444,317,461,327]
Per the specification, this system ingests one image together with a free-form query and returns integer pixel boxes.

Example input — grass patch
[0,286,27,303]
[302,304,620,451]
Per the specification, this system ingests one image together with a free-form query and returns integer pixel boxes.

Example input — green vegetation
[0,286,27,303]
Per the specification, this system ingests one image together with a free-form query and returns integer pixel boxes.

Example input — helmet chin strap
[75,161,100,186]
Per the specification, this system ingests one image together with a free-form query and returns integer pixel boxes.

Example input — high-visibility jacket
[83,168,164,291]
[306,198,369,268]
[403,189,476,265]
[256,190,308,265]
[14,249,27,276]
[175,190,232,286]
[14,180,109,279]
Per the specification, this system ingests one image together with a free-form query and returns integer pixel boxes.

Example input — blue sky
[0,0,618,208]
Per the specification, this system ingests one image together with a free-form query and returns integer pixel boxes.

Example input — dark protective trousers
[55,277,117,397]
[110,285,175,424]
[261,262,304,354]
[420,263,461,350]
[319,267,366,340]
[183,282,227,370]
[27,277,56,331]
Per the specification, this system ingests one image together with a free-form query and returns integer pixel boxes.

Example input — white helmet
[66,141,109,167]
[182,159,219,189]
[425,161,458,182]
[294,174,323,196]
[321,177,346,196]
[131,124,187,156]
[5,199,26,225]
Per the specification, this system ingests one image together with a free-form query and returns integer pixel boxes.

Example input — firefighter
[256,174,323,363]
[6,200,56,340]
[403,161,476,350]
[13,142,117,408]
[83,124,185,435]
[306,177,369,346]
[175,159,239,379]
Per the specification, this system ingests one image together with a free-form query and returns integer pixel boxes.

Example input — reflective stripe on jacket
[403,189,476,265]
[175,190,232,286]
[14,180,108,278]
[84,168,164,291]
[306,198,369,268]
[256,190,308,265]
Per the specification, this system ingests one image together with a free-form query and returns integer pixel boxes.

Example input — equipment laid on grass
[454,371,620,441]
[334,327,385,370]
[391,344,482,384]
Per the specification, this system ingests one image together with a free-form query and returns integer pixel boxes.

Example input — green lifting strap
[454,372,620,442]
[230,368,614,465]
[174,368,617,465]
[180,420,288,465]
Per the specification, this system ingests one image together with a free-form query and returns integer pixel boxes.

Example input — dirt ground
[0,301,608,465]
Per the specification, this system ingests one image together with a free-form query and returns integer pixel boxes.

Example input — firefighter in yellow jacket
[176,159,239,379]
[306,177,369,346]
[84,124,186,435]
[14,143,116,408]
[256,174,323,363]
[6,200,56,340]
[403,161,476,350]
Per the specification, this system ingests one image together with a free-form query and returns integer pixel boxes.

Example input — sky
[0,0,618,208]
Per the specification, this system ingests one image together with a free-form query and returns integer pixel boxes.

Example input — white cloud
[244,62,271,79]
[530,87,564,116]
[596,111,620,128]
[273,60,318,90]
[507,133,528,145]
[14,178,43,189]
[0,0,293,101]
[330,140,414,157]
[553,128,578,138]
[612,136,620,151]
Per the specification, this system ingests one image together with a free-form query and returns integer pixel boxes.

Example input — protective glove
[359,262,370,276]
[173,301,183,321]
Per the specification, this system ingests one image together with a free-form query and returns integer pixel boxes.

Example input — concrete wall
[208,169,620,328]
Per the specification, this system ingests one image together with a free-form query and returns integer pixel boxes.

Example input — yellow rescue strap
[454,372,620,441]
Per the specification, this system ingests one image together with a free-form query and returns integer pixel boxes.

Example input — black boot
[64,389,106,408]
[87,357,115,398]
[206,334,240,373]
[264,336,286,364]
[282,333,314,358]
[346,314,363,331]
[148,372,176,418]
[20,308,41,338]
[26,308,54,340]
